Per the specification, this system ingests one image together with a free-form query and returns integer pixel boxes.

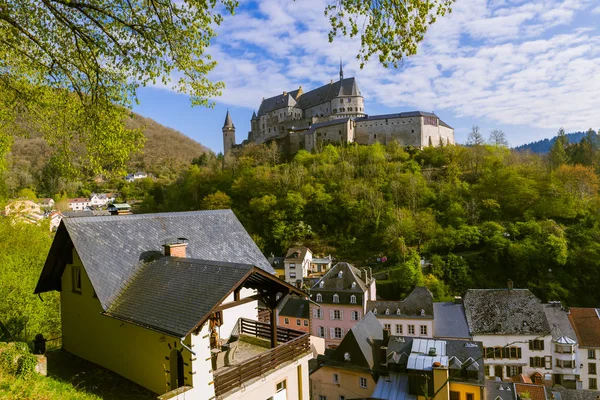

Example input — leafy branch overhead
[325,0,456,68]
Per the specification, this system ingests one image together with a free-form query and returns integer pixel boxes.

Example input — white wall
[376,316,433,338]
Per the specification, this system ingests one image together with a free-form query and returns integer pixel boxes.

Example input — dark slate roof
[433,302,471,339]
[328,312,383,372]
[463,289,550,335]
[106,258,254,337]
[311,262,370,293]
[550,386,600,400]
[304,118,350,136]
[35,210,274,310]
[279,298,309,319]
[285,246,310,261]
[445,339,486,385]
[542,303,577,343]
[257,78,361,116]
[223,110,234,128]
[486,380,517,400]
[367,286,433,318]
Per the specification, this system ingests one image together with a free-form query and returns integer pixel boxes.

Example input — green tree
[201,191,232,210]
[548,128,569,169]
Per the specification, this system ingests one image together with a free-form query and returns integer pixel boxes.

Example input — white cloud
[152,0,600,135]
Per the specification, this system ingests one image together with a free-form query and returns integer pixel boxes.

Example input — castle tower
[339,59,343,81]
[222,110,235,155]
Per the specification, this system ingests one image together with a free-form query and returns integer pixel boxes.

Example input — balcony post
[270,307,277,348]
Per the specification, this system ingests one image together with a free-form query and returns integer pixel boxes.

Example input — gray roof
[106,258,255,337]
[223,110,234,128]
[258,78,361,116]
[305,118,350,136]
[35,210,274,310]
[433,302,471,339]
[371,373,415,400]
[311,262,370,293]
[486,380,517,400]
[367,286,433,318]
[355,111,453,130]
[279,298,309,319]
[329,312,383,371]
[463,289,551,335]
[542,302,578,342]
[550,387,600,400]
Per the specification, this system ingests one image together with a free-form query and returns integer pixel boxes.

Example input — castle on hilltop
[222,63,454,156]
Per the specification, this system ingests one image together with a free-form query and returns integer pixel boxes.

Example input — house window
[319,281,324,288]
[333,294,339,303]
[556,359,574,368]
[284,317,289,324]
[334,327,343,339]
[590,378,598,390]
[450,391,460,400]
[72,266,82,293]
[277,380,286,392]
[350,295,356,304]
[373,308,377,315]
[531,356,544,367]
[332,310,342,320]
[359,377,367,389]
[318,327,327,338]
[466,394,474,400]
[396,325,403,335]
[420,325,427,336]
[545,356,552,369]
[339,397,345,400]
[315,309,323,319]
[333,373,339,384]
[316,294,322,302]
[351,311,360,321]
[290,272,296,279]
[296,319,301,326]
[304,320,309,326]
[290,263,296,269]
[319,396,327,400]
[408,325,415,335]
[590,363,597,374]
[494,347,502,359]
[384,324,391,331]
[589,349,597,359]
[506,366,522,377]
[385,309,390,315]
[530,339,544,351]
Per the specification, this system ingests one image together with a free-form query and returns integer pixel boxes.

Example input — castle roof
[257,77,362,116]
[223,110,234,129]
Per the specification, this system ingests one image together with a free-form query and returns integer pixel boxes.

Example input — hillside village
[0,209,595,400]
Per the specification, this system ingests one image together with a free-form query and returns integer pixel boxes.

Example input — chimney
[507,279,513,291]
[454,296,463,305]
[380,346,388,367]
[383,327,390,343]
[361,269,368,283]
[368,267,373,282]
[163,238,188,258]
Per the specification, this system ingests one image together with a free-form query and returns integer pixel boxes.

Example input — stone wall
[355,116,422,147]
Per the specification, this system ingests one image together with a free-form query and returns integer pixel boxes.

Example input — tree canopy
[0,0,455,175]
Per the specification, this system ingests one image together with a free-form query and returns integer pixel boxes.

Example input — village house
[34,210,313,400]
[285,247,313,284]
[68,198,91,211]
[542,301,580,388]
[310,312,486,400]
[568,307,600,390]
[309,262,375,348]
[89,193,116,207]
[278,297,310,333]
[463,282,553,382]
[38,198,55,209]
[366,286,434,338]
[125,171,148,182]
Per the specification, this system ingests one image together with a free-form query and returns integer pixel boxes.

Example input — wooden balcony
[213,318,310,399]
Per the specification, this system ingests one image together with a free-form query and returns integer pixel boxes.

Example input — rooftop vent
[338,271,343,278]
[428,347,437,356]
[344,352,351,361]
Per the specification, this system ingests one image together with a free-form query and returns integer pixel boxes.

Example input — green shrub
[0,342,37,378]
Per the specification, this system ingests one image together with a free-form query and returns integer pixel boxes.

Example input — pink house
[309,262,376,348]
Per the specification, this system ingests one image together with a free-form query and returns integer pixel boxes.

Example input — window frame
[589,349,597,359]
[72,265,82,294]
[316,294,322,302]
[359,377,367,389]
[408,325,415,335]
[350,295,356,304]
[333,294,340,303]
[420,325,428,336]
[333,373,339,384]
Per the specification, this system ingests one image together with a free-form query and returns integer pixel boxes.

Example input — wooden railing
[213,319,310,399]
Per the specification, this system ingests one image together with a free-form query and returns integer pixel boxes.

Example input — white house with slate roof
[366,286,434,338]
[35,210,313,400]
[224,63,454,156]
[463,282,554,383]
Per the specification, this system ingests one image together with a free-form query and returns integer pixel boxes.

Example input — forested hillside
[2,113,207,197]
[138,137,600,307]
[514,130,589,153]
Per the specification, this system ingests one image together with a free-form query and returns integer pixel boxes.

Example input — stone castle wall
[354,116,422,147]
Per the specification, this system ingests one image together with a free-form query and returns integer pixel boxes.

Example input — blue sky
[133,0,600,153]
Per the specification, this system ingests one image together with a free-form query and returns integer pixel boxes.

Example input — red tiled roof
[515,383,546,400]
[568,308,600,348]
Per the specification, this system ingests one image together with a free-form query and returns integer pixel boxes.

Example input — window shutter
[518,348,522,359]
[518,367,523,374]
[340,310,344,320]
[313,309,318,318]
[529,340,533,350]
[330,310,334,320]
[503,348,509,359]
[330,328,335,338]
[530,357,534,367]
[358,311,362,319]
[506,366,510,377]
[541,341,544,351]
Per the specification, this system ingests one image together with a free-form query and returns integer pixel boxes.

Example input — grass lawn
[0,349,156,400]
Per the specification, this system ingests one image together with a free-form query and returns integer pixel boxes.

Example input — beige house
[35,210,312,400]
[284,247,313,284]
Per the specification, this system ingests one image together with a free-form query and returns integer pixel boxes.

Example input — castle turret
[222,110,235,155]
